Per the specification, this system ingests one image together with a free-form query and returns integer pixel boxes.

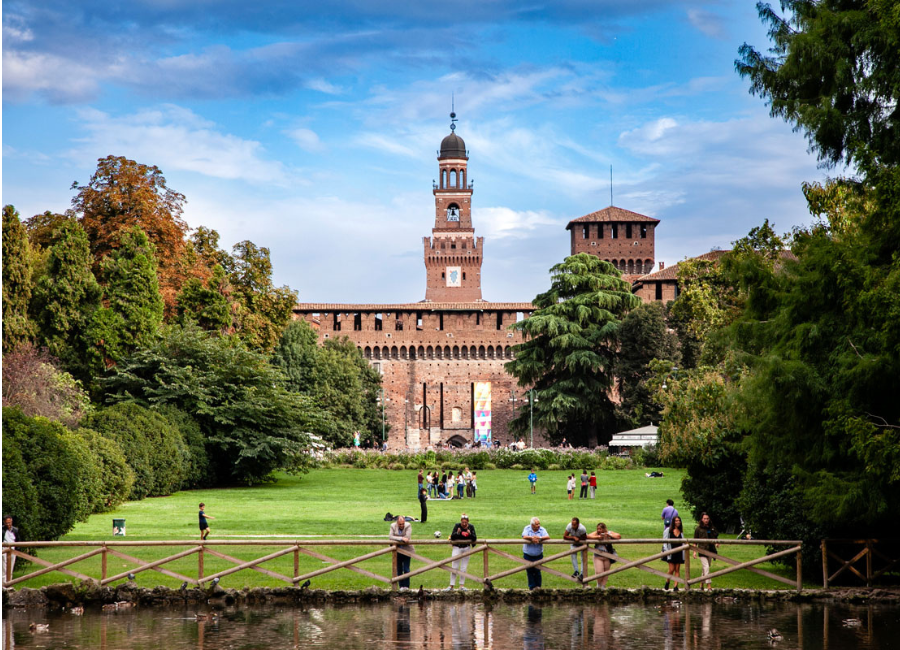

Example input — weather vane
[450,93,457,132]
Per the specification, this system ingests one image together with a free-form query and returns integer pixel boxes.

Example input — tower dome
[439,132,467,159]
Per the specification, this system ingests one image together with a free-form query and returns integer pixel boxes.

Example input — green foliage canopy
[2,205,36,352]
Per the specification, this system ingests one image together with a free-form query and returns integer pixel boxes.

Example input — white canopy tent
[609,424,659,448]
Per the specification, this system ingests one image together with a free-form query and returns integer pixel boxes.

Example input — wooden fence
[3,538,803,592]
[821,539,900,587]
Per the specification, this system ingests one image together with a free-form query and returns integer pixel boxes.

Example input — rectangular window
[353,313,362,331]
[375,313,383,331]
[655,282,662,300]
[451,242,456,249]
[462,272,466,280]
[626,223,632,239]
[439,313,444,330]
[333,313,341,331]
[476,312,481,326]
[496,312,503,330]
[582,225,589,239]
[611,223,618,239]
[598,224,604,239]
[641,224,648,239]
[416,312,423,329]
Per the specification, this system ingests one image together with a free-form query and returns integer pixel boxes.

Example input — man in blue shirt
[527,470,538,494]
[661,499,678,532]
[521,517,550,589]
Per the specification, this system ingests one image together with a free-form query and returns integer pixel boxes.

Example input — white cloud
[687,9,727,40]
[2,50,100,103]
[69,105,292,185]
[286,127,324,152]
[306,78,345,95]
[476,207,559,240]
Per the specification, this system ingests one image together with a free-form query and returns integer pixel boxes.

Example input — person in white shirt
[566,475,576,500]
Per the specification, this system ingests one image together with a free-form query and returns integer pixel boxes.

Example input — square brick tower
[424,112,484,302]
[566,206,660,281]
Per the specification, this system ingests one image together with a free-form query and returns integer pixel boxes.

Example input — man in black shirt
[445,514,477,590]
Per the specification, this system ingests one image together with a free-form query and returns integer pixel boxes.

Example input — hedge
[75,427,135,511]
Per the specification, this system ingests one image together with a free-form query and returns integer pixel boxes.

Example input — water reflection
[3,598,896,649]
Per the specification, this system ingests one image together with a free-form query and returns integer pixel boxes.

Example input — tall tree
[2,205,36,352]
[71,156,188,312]
[24,210,77,250]
[616,302,680,427]
[506,253,640,446]
[31,219,102,377]
[176,264,236,333]
[227,240,297,352]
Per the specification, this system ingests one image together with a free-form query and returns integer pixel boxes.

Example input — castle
[293,115,671,449]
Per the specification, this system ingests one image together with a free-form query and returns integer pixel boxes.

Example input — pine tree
[506,253,640,446]
[2,205,36,352]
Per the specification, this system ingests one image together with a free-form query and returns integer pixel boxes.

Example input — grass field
[10,469,807,590]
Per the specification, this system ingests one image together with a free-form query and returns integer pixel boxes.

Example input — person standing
[417,469,425,495]
[693,512,719,591]
[464,468,474,497]
[456,472,466,499]
[661,499,678,533]
[528,469,538,494]
[389,516,414,589]
[354,431,361,448]
[589,472,597,499]
[2,516,21,584]
[447,472,457,498]
[198,503,215,540]
[579,470,589,499]
[663,516,685,590]
[563,517,588,578]
[586,522,621,588]
[418,488,429,523]
[471,472,478,498]
[426,472,434,497]
[521,517,550,590]
[566,475,575,500]
[445,514,477,590]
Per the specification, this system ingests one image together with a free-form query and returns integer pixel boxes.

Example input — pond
[3,599,897,649]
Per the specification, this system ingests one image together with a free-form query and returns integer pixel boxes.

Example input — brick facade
[566,206,660,277]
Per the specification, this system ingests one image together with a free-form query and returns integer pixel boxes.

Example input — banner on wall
[474,381,492,444]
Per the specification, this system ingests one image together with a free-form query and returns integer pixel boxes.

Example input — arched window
[450,170,457,187]
[441,170,447,188]
[391,346,399,360]
[400,346,407,360]
[418,346,425,359]
[627,259,634,274]
[427,345,434,359]
[478,345,486,359]
[364,346,371,359]
[461,169,466,188]
[452,345,460,359]
[446,203,460,222]
[646,259,654,273]
[470,345,477,358]
[444,345,451,359]
[488,345,495,359]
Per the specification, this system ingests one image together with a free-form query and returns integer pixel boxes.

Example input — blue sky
[3,1,827,303]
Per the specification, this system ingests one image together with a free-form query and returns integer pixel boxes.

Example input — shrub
[157,405,211,489]
[85,402,188,499]
[74,428,134,511]
[2,407,99,540]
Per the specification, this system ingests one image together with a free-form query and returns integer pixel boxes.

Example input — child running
[528,469,538,494]
[199,503,215,540]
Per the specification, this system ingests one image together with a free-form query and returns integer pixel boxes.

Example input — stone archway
[446,434,469,448]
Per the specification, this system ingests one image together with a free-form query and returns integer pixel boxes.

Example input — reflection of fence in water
[2,538,803,591]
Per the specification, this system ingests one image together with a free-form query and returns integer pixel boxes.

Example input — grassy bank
[10,469,806,590]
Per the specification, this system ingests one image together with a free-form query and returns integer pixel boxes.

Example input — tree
[31,219,103,378]
[103,324,330,484]
[227,240,298,352]
[2,344,92,428]
[88,226,165,368]
[506,253,640,446]
[616,302,680,427]
[176,264,236,333]
[270,319,320,393]
[71,156,188,312]
[24,210,77,250]
[3,205,36,352]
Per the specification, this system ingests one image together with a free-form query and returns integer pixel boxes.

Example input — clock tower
[423,112,484,302]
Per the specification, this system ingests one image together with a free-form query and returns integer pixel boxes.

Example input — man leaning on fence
[522,517,550,590]
[389,516,414,590]
[445,514,477,590]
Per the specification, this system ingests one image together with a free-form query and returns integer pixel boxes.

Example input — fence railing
[3,538,803,592]
[821,539,900,587]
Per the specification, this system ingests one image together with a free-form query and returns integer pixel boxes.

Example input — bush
[85,402,188,499]
[316,446,624,470]
[157,406,211,489]
[74,428,134,511]
[2,407,99,541]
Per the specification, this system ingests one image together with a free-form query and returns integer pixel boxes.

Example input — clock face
[446,266,461,287]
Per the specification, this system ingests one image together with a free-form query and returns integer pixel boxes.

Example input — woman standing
[447,472,456,498]
[663,516,685,590]
[586,522,621,588]
[566,475,576,500]
[456,472,465,499]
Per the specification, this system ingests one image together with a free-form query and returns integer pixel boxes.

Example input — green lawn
[9,469,805,591]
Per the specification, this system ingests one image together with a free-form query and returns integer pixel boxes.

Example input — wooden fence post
[684,546,691,591]
[198,546,204,581]
[483,547,489,588]
[391,546,398,592]
[581,547,588,589]
[294,545,300,582]
[796,548,802,593]
[101,545,107,582]
[821,540,828,588]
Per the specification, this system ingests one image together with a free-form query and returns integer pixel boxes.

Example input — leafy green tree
[506,253,640,446]
[3,205,36,352]
[176,264,235,333]
[31,219,103,378]
[23,210,77,250]
[73,428,134,511]
[616,302,680,427]
[2,408,99,541]
[87,226,165,369]
[270,319,320,392]
[227,240,298,352]
[103,324,330,484]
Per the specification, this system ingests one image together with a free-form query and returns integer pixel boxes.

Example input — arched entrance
[446,434,469,448]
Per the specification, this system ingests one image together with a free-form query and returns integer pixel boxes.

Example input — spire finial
[450,94,457,132]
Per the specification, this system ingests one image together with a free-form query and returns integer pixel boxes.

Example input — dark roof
[566,206,660,230]
[439,133,467,159]
[295,301,534,312]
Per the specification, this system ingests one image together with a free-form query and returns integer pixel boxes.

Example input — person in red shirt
[589,472,597,499]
